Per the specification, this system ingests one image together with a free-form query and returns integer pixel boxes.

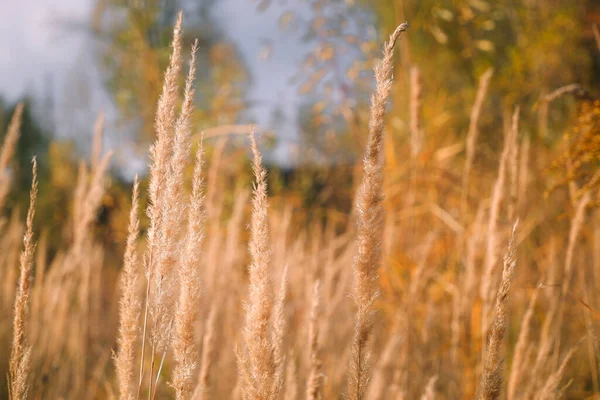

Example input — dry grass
[0,103,24,214]
[9,158,37,400]
[171,39,202,400]
[1,14,598,400]
[306,280,323,400]
[348,22,408,400]
[237,129,282,400]
[115,175,141,400]
[479,220,519,400]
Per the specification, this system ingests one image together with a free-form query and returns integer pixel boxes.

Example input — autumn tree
[92,0,250,144]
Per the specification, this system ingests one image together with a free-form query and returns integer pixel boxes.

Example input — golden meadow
[2,4,600,400]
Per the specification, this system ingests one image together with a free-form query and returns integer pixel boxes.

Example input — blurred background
[0,0,598,268]
[0,0,597,261]
[2,1,600,398]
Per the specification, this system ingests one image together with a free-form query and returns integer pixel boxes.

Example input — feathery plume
[150,30,197,359]
[172,112,206,400]
[145,10,183,257]
[239,129,279,400]
[147,11,184,224]
[9,157,38,400]
[348,22,408,400]
[479,220,519,400]
[139,12,183,397]
[115,176,141,400]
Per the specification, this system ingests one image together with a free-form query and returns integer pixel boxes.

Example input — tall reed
[115,176,141,400]
[9,158,37,400]
[479,221,519,400]
[348,22,408,400]
[0,103,24,213]
[238,130,282,400]
[139,12,183,397]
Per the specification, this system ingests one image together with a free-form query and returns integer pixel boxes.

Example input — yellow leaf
[476,40,494,52]
[312,100,327,114]
[317,44,335,61]
[311,16,327,31]
[279,11,296,31]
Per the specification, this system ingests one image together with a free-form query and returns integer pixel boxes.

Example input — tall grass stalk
[239,130,281,400]
[115,176,141,400]
[9,158,38,400]
[462,68,493,214]
[0,103,24,212]
[139,12,183,399]
[479,220,519,400]
[348,22,408,400]
[172,77,205,398]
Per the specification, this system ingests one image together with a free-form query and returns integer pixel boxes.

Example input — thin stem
[137,254,153,400]
[147,345,156,400]
[151,350,168,400]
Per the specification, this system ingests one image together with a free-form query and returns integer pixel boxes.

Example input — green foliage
[0,99,79,252]
[550,99,600,201]
[0,99,50,198]
[366,0,592,141]
[94,0,250,144]
[0,99,51,224]
[292,0,379,161]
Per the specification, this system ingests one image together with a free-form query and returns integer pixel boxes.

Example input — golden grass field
[2,11,600,400]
